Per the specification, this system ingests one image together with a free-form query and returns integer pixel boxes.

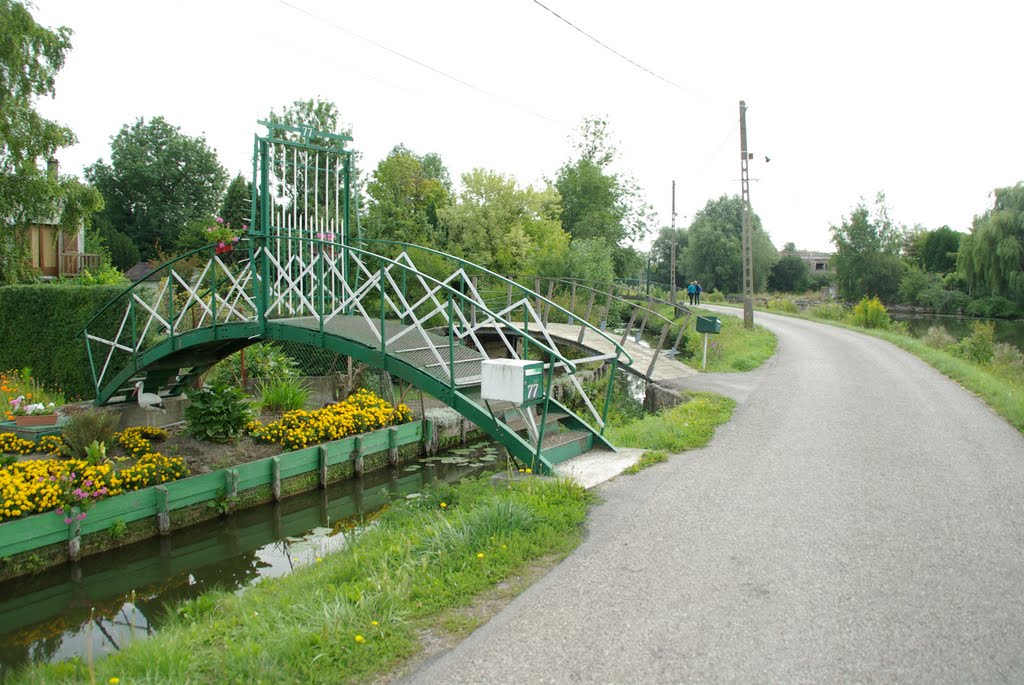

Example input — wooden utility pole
[670,180,677,304]
[739,100,754,329]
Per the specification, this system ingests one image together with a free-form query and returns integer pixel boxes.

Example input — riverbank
[9,390,736,684]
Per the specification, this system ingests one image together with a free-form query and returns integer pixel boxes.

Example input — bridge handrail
[83,238,587,381]
[557,276,693,321]
[78,241,244,338]
[353,238,634,367]
[265,237,583,375]
[508,275,679,328]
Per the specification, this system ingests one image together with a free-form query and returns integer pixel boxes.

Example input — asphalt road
[406,308,1024,683]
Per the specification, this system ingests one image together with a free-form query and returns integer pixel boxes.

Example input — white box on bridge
[480,359,545,405]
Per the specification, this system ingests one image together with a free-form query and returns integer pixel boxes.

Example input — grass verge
[622,450,669,475]
[607,392,736,452]
[13,476,592,685]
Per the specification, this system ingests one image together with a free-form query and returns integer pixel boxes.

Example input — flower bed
[247,388,413,450]
[0,426,189,524]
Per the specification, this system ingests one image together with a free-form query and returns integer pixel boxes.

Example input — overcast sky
[31,0,1024,252]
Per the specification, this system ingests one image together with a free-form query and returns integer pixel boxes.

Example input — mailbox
[696,316,721,334]
[480,359,546,405]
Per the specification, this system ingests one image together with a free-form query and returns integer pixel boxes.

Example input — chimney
[47,157,59,181]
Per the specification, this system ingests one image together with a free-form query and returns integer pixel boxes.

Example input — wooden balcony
[60,252,102,277]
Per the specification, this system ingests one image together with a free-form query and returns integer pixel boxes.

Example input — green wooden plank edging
[0,420,425,559]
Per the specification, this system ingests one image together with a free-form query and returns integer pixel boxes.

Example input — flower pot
[14,414,58,427]
[215,243,233,255]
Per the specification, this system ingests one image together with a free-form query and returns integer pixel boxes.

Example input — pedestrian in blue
[686,282,696,305]
[695,281,702,305]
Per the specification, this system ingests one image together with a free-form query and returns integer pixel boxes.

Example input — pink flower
[215,217,225,224]
[77,512,87,521]
[63,517,73,525]
[55,507,64,515]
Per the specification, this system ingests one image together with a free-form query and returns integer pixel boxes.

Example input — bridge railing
[81,242,258,397]
[258,236,627,435]
[513,276,695,378]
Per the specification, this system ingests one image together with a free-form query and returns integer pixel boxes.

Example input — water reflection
[0,446,499,677]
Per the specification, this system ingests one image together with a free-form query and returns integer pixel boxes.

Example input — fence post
[156,485,170,535]
[271,456,282,501]
[646,324,671,379]
[354,436,365,477]
[67,507,82,562]
[388,427,399,466]
[319,445,328,488]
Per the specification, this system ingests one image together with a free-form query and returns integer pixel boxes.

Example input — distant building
[25,159,100,279]
[780,248,832,274]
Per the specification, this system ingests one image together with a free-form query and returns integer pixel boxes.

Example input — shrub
[0,284,125,400]
[259,377,311,412]
[847,297,891,329]
[61,409,120,459]
[808,302,847,321]
[184,384,253,443]
[767,298,798,313]
[965,296,1018,318]
[205,342,299,387]
[920,325,957,351]
[957,321,996,364]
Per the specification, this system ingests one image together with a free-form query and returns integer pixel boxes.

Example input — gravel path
[406,309,1024,683]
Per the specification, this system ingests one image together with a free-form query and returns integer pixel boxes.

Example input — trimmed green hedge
[0,284,124,400]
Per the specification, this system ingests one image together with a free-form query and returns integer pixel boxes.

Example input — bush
[965,296,1018,318]
[259,377,311,412]
[847,297,891,329]
[0,284,125,400]
[808,302,847,321]
[767,298,798,313]
[61,409,120,459]
[205,342,299,387]
[184,384,253,443]
[920,325,957,351]
[957,321,996,364]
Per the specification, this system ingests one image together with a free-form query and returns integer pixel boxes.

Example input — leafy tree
[648,227,688,289]
[830,193,907,301]
[87,116,227,259]
[554,118,654,261]
[920,226,961,274]
[560,238,616,284]
[364,145,450,250]
[683,195,776,293]
[0,1,104,283]
[767,254,810,292]
[219,175,253,232]
[957,183,1024,307]
[98,226,140,271]
[439,169,564,274]
[265,98,354,226]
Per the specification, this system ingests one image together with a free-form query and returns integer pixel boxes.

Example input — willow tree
[958,183,1024,306]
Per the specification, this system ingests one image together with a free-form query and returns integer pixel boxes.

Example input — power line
[277,0,563,126]
[530,0,682,91]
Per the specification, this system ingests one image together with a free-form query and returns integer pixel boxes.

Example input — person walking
[695,281,702,305]
[686,282,696,306]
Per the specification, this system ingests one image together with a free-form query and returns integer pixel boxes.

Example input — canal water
[0,442,506,678]
[889,314,1024,352]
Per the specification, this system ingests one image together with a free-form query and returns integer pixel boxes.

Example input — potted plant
[9,396,60,426]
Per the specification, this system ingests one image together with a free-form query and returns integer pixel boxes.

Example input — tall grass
[607,392,735,452]
[15,477,591,685]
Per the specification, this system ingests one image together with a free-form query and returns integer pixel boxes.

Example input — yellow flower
[476,552,484,559]
[439,502,447,509]
[371,620,379,626]
[354,634,365,643]
[525,468,532,474]
[109,679,120,684]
